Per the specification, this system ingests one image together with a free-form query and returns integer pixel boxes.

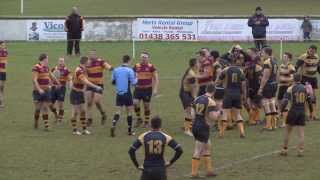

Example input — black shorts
[192,121,210,143]
[0,72,6,81]
[51,86,67,103]
[116,92,133,107]
[179,91,194,109]
[223,94,242,109]
[141,167,167,180]
[134,87,152,103]
[277,86,289,100]
[301,76,318,89]
[262,83,278,99]
[214,86,224,100]
[287,108,306,126]
[198,85,207,96]
[70,90,85,105]
[33,90,51,102]
[86,84,104,94]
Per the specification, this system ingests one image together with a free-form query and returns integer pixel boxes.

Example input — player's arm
[258,64,271,94]
[207,99,221,120]
[152,70,159,95]
[49,71,61,86]
[166,138,183,167]
[79,75,102,91]
[280,88,292,112]
[214,66,222,85]
[103,61,113,71]
[240,72,247,102]
[216,69,226,86]
[64,17,69,32]
[32,71,44,93]
[295,56,304,72]
[128,139,143,169]
[129,69,137,86]
[111,69,116,85]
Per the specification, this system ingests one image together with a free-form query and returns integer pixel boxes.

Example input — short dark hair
[248,47,258,54]
[189,58,197,67]
[206,84,215,93]
[141,51,150,57]
[309,45,317,51]
[256,6,262,11]
[284,52,293,59]
[293,73,302,82]
[122,55,131,63]
[0,41,4,45]
[151,116,162,129]
[38,53,48,61]
[210,50,220,59]
[263,47,273,56]
[80,56,89,64]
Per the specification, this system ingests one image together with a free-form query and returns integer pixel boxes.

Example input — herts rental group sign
[27,20,66,41]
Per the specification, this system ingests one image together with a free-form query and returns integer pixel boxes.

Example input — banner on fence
[133,18,197,41]
[26,20,66,41]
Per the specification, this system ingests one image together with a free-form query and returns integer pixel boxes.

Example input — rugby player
[179,58,199,136]
[129,116,183,180]
[85,50,113,126]
[258,47,278,131]
[70,56,103,135]
[0,41,8,108]
[50,57,71,123]
[280,74,314,157]
[110,55,137,137]
[133,52,159,128]
[277,52,295,127]
[245,48,263,125]
[197,48,213,96]
[217,57,247,138]
[191,84,221,178]
[296,45,319,121]
[32,54,58,130]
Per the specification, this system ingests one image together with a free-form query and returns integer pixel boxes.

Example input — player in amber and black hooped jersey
[128,116,183,180]
[277,52,295,127]
[279,74,314,157]
[191,84,220,178]
[295,45,319,121]
[197,48,214,96]
[245,48,263,125]
[258,47,279,131]
[179,58,200,137]
[217,57,247,138]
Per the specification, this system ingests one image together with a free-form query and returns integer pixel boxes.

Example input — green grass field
[1,41,320,180]
[1,0,320,16]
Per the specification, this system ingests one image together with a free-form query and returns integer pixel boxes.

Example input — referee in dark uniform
[64,7,84,56]
[129,116,183,180]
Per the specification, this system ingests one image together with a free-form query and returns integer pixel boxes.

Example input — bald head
[71,7,79,15]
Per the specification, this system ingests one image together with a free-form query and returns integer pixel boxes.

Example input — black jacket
[64,13,84,35]
[248,14,269,38]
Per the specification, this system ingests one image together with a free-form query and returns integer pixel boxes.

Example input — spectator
[64,7,84,56]
[248,6,269,50]
[301,16,313,41]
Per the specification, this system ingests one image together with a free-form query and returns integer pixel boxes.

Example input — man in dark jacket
[64,7,84,56]
[248,7,269,50]
[301,16,313,41]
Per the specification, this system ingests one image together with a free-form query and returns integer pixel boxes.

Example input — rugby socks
[34,110,41,129]
[254,109,260,122]
[49,105,58,119]
[112,114,120,127]
[271,112,278,129]
[58,109,64,121]
[80,112,87,130]
[311,103,317,120]
[144,109,150,124]
[134,106,141,120]
[219,120,227,137]
[42,114,49,129]
[202,155,214,173]
[191,157,200,177]
[264,113,272,130]
[184,118,192,131]
[87,118,93,126]
[248,110,256,125]
[71,118,77,132]
[127,115,133,133]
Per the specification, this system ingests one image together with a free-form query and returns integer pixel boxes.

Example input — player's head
[89,50,97,59]
[71,7,79,15]
[189,58,199,69]
[308,45,317,55]
[247,48,258,57]
[38,53,48,66]
[210,50,220,60]
[0,41,5,48]
[58,57,65,66]
[151,116,162,130]
[255,6,262,15]
[140,51,150,64]
[262,47,272,58]
[283,52,292,63]
[122,55,131,64]
[80,56,89,66]
[293,73,302,83]
[199,48,210,57]
[206,84,215,96]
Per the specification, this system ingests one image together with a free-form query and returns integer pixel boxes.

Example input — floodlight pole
[20,0,24,15]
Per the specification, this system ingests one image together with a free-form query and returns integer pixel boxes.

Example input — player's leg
[125,92,135,135]
[280,125,293,156]
[133,98,142,127]
[57,86,66,122]
[269,97,278,129]
[67,33,73,55]
[191,140,204,177]
[33,102,41,129]
[183,106,193,136]
[85,90,94,126]
[202,140,217,177]
[0,80,5,107]
[311,87,317,120]
[80,104,90,135]
[262,98,272,130]
[233,108,245,138]
[143,102,151,128]
[111,103,121,137]
[297,126,305,157]
[70,105,80,135]
[42,102,50,131]
[219,108,230,138]
[93,92,107,125]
